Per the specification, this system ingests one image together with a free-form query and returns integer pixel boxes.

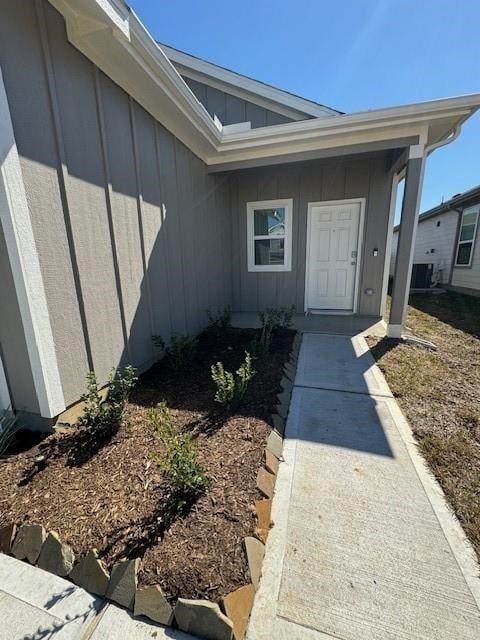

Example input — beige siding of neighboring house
[451,220,480,292]
[0,0,233,413]
[390,209,459,284]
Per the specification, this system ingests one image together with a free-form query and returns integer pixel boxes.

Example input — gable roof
[394,184,480,232]
[48,0,480,172]
[159,43,342,122]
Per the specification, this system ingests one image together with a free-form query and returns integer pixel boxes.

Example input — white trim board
[0,351,11,411]
[0,67,65,418]
[381,172,400,316]
[304,198,366,314]
[160,43,340,121]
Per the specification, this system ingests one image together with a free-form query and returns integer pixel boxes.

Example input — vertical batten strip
[128,98,155,356]
[35,0,94,372]
[93,66,131,363]
[153,124,174,339]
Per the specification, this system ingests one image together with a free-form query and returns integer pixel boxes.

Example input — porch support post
[388,145,426,338]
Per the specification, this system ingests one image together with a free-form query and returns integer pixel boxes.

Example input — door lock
[351,261,356,266]
[351,251,357,258]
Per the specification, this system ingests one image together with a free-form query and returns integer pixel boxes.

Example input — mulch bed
[0,327,294,603]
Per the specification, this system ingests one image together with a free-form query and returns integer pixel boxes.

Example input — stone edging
[0,332,301,640]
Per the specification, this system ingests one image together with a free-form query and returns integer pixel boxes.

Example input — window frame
[246,198,293,272]
[455,205,479,268]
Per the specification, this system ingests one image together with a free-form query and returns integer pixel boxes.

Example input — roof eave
[47,0,480,170]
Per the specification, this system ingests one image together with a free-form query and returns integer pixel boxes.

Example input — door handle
[351,261,356,266]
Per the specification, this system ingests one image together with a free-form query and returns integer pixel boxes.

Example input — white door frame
[304,197,366,314]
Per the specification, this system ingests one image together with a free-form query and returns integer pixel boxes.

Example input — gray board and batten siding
[183,77,295,128]
[0,0,233,413]
[229,153,394,316]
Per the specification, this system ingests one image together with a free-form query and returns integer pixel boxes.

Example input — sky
[129,0,479,220]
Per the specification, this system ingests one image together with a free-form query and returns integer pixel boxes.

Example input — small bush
[148,402,211,497]
[0,413,19,457]
[206,306,231,331]
[152,333,198,373]
[78,365,137,437]
[251,305,295,356]
[211,351,254,411]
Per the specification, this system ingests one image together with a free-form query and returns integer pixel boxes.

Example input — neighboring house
[391,186,480,292]
[0,0,479,428]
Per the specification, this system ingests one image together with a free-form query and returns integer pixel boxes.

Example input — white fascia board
[0,67,65,418]
[161,44,340,120]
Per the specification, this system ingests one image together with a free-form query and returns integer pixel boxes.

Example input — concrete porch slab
[231,313,386,337]
[294,333,392,397]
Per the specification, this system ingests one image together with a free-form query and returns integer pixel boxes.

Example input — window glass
[462,211,478,226]
[247,199,292,271]
[456,242,473,265]
[460,224,475,242]
[455,207,478,266]
[253,208,285,236]
[254,238,285,265]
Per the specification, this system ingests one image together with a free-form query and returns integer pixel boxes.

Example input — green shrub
[148,402,211,497]
[0,413,19,457]
[78,365,137,437]
[251,305,295,356]
[152,333,198,373]
[206,306,231,331]
[211,351,254,410]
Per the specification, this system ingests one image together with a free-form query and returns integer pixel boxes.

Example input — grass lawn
[369,291,480,561]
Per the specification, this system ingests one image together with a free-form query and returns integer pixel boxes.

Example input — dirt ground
[0,326,293,603]
[368,291,480,560]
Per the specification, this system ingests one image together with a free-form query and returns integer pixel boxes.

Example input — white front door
[305,201,362,311]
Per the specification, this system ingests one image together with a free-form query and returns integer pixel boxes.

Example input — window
[455,205,479,266]
[247,199,293,271]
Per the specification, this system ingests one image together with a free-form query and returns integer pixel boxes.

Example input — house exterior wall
[451,213,480,292]
[390,209,459,283]
[183,77,294,128]
[0,0,232,414]
[230,153,393,316]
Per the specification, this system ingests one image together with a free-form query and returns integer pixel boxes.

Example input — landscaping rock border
[0,332,301,640]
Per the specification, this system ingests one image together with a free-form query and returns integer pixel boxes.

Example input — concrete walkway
[248,332,480,640]
[0,553,195,640]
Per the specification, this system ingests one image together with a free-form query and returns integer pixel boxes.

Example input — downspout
[424,124,461,155]
[424,124,462,287]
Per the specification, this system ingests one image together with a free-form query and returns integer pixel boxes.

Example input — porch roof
[49,0,480,170]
